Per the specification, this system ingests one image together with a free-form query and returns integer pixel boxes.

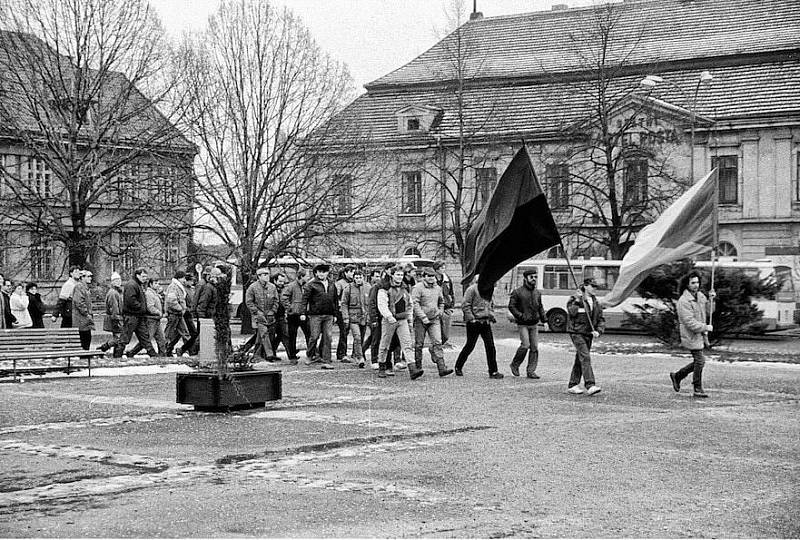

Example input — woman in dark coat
[26,283,46,328]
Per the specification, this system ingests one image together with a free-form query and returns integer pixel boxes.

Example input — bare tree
[0,0,194,273]
[540,3,694,259]
[176,0,384,286]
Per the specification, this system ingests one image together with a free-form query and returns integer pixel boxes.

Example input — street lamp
[639,71,713,182]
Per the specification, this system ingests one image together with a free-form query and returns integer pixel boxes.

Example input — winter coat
[165,279,188,314]
[53,278,77,319]
[1,292,15,329]
[461,283,495,323]
[281,280,305,316]
[411,281,444,323]
[144,288,163,320]
[566,292,605,336]
[677,289,710,350]
[103,286,123,332]
[10,293,32,328]
[194,281,217,318]
[509,283,546,325]
[71,281,95,331]
[27,292,45,328]
[340,282,370,325]
[334,277,352,314]
[438,272,455,310]
[122,278,148,316]
[245,280,279,325]
[301,278,338,316]
[377,283,412,321]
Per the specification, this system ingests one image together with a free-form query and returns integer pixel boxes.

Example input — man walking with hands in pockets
[508,269,547,379]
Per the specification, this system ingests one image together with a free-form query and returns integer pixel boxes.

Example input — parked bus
[496,257,796,333]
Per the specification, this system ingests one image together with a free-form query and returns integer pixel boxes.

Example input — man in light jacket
[671,271,715,398]
[52,266,82,327]
[377,265,423,380]
[245,267,280,363]
[100,272,123,354]
[71,270,94,350]
[165,270,190,356]
[340,269,370,368]
[454,275,503,379]
[411,267,453,377]
[508,269,547,379]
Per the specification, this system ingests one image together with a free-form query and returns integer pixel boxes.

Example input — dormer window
[406,118,420,131]
[396,105,442,134]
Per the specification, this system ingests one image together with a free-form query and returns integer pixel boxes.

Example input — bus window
[543,265,572,290]
[583,265,620,291]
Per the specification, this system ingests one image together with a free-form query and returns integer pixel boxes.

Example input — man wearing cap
[411,267,453,377]
[245,267,280,363]
[99,272,123,353]
[334,265,356,362]
[566,277,605,396]
[71,270,94,350]
[508,269,547,379]
[301,263,338,369]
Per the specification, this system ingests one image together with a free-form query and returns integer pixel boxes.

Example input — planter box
[176,370,282,411]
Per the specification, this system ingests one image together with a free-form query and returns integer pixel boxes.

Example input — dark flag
[462,144,561,298]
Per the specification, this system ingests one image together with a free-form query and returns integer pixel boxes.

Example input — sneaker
[527,373,540,379]
[394,361,407,370]
[586,385,602,396]
[320,363,334,370]
[371,362,379,370]
[510,363,520,377]
[567,385,584,394]
[669,372,680,393]
[386,368,395,376]
[489,372,504,379]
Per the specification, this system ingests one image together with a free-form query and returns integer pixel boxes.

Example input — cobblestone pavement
[0,327,798,537]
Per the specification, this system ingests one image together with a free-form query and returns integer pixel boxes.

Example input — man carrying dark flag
[462,144,561,298]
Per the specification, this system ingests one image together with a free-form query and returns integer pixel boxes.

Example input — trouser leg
[527,326,539,376]
[79,330,92,350]
[690,349,706,390]
[336,312,348,359]
[455,322,481,370]
[115,315,138,357]
[370,322,382,363]
[320,315,334,363]
[396,320,422,379]
[349,323,364,360]
[480,323,497,374]
[377,319,396,367]
[413,318,425,367]
[441,310,451,344]
[569,334,594,387]
[286,314,301,358]
[136,317,157,356]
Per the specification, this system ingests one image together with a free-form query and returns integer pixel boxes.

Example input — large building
[0,30,195,300]
[319,0,800,299]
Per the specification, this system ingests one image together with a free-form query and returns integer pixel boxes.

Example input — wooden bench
[0,328,105,381]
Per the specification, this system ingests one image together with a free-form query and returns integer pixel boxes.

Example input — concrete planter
[176,370,282,411]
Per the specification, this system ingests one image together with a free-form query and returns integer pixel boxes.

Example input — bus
[496,257,796,333]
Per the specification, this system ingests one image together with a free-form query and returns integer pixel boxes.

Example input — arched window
[547,245,565,258]
[335,247,352,257]
[403,247,421,257]
[717,241,737,259]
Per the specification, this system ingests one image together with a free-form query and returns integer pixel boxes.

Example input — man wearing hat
[99,272,123,353]
[566,277,605,396]
[411,267,453,377]
[508,269,547,379]
[300,263,338,369]
[245,266,280,363]
[72,270,95,350]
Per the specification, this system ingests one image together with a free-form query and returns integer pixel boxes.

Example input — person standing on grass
[670,271,715,399]
[100,272,123,354]
[25,283,45,328]
[566,278,605,396]
[71,270,94,350]
[508,269,547,379]
[10,283,32,328]
[454,275,503,379]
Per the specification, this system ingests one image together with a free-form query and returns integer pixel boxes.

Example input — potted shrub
[176,264,282,411]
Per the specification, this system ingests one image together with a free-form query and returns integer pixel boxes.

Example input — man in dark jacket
[25,282,46,328]
[100,272,123,354]
[508,269,547,379]
[270,273,290,360]
[116,267,157,358]
[300,263,337,370]
[0,274,16,329]
[282,268,310,363]
[245,267,279,363]
[334,265,355,362]
[566,277,605,396]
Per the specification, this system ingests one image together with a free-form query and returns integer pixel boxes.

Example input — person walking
[340,268,370,368]
[454,276,503,379]
[670,271,715,398]
[334,265,355,363]
[508,269,547,379]
[52,266,81,327]
[282,268,311,364]
[301,264,337,370]
[433,261,455,349]
[181,274,200,356]
[270,273,290,360]
[117,268,158,358]
[566,278,605,396]
[10,283,32,328]
[99,272,123,354]
[193,266,217,357]
[127,279,166,356]
[25,283,45,328]
[164,270,191,357]
[245,267,280,363]
[411,267,453,377]
[71,270,95,350]
[0,275,15,329]
[376,265,423,380]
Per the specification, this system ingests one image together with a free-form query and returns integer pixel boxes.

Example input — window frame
[622,158,648,207]
[30,239,53,280]
[330,174,353,216]
[475,167,497,212]
[400,170,423,215]
[712,154,739,205]
[544,162,570,210]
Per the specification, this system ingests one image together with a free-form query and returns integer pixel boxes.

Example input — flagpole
[709,169,719,317]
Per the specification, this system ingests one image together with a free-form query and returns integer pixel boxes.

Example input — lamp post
[640,70,713,182]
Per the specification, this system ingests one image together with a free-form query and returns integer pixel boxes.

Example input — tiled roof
[368,0,800,89]
[338,59,800,146]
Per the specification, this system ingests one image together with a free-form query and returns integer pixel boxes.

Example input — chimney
[551,3,568,10]
[470,11,483,20]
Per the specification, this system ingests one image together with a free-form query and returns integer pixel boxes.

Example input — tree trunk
[239,265,255,335]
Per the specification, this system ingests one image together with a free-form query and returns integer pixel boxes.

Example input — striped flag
[602,169,719,307]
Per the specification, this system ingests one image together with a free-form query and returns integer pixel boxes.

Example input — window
[116,163,140,202]
[475,167,496,212]
[545,163,570,209]
[717,241,737,259]
[25,157,53,198]
[582,265,619,291]
[401,171,423,214]
[161,233,181,276]
[712,155,738,204]
[543,265,572,290]
[403,247,421,256]
[547,245,565,258]
[30,240,53,279]
[330,174,353,215]
[406,118,420,131]
[623,158,648,206]
[119,232,140,278]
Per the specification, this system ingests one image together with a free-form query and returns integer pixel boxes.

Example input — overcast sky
[150,0,601,91]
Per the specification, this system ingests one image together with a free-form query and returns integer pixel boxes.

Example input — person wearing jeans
[376,266,423,380]
[508,269,547,378]
[671,271,715,398]
[566,278,605,396]
[282,269,312,362]
[301,264,338,370]
[454,276,502,379]
[340,269,370,368]
[411,267,453,377]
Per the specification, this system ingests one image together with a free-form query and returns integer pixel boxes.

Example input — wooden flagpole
[709,168,719,316]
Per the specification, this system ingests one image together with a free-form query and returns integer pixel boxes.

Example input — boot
[408,362,424,380]
[509,347,527,377]
[693,386,709,398]
[377,363,387,379]
[435,357,453,377]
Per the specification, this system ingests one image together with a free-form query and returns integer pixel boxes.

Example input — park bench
[0,328,105,382]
